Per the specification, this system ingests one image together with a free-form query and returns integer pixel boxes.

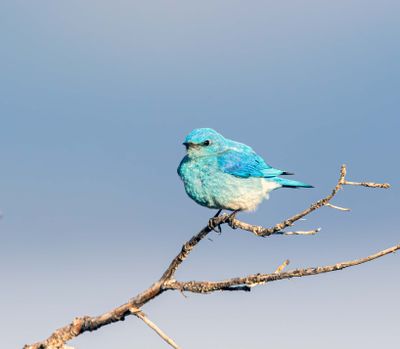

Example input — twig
[275,259,290,273]
[278,228,321,235]
[130,307,181,349]
[344,180,390,188]
[326,203,350,211]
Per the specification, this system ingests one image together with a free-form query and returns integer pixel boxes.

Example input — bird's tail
[273,177,314,188]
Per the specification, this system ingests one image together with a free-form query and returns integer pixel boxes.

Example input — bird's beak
[183,141,199,150]
[183,142,192,150]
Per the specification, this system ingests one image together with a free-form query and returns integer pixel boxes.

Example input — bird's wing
[217,149,285,178]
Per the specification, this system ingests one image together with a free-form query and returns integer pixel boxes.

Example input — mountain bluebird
[177,128,312,212]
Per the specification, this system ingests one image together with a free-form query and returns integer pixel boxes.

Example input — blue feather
[272,177,313,188]
[217,149,285,178]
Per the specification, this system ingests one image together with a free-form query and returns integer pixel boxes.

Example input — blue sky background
[1,1,399,348]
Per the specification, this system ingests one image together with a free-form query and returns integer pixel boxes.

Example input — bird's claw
[227,210,238,228]
[208,218,222,234]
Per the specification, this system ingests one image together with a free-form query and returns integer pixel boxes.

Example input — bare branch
[24,304,136,349]
[23,165,394,349]
[160,226,212,283]
[130,307,181,349]
[165,244,400,294]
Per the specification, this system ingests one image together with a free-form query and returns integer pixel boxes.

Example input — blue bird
[177,128,312,213]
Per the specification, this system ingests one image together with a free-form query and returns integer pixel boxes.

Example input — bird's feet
[208,209,222,233]
[227,210,239,228]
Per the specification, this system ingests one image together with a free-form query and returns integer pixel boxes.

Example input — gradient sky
[1,1,399,348]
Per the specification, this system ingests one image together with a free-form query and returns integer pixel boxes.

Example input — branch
[23,225,214,349]
[23,165,393,349]
[164,244,400,293]
[217,164,390,237]
[160,225,212,282]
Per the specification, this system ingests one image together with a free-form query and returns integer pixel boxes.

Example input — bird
[177,128,312,214]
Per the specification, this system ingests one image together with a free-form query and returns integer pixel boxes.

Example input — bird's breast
[178,157,219,207]
[178,156,278,211]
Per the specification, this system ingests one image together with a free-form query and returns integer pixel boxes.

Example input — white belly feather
[223,177,281,211]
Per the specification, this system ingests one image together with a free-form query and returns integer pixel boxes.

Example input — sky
[1,1,399,348]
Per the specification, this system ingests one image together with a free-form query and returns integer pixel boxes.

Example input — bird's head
[183,128,226,158]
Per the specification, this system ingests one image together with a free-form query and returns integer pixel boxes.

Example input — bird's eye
[203,140,211,146]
